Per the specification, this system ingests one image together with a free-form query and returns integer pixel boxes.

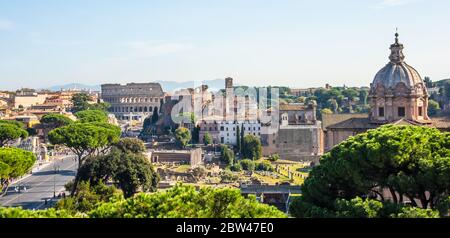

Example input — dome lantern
[389,32,405,64]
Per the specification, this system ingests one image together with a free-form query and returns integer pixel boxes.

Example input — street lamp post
[53,165,56,198]
[17,183,21,204]
[53,162,59,198]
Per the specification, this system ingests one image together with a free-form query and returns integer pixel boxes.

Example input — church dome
[369,32,430,124]
[373,62,423,90]
[370,33,427,96]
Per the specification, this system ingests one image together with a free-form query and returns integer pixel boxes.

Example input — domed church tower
[369,32,431,124]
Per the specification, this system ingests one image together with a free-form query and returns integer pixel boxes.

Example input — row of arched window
[110,106,158,113]
[104,97,161,104]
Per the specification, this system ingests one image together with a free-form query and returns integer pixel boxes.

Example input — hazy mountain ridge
[45,79,226,93]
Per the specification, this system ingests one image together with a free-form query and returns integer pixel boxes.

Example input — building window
[378,107,385,117]
[418,106,423,116]
[398,107,406,117]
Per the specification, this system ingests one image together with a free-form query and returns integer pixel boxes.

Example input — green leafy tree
[444,82,450,102]
[242,135,262,160]
[113,152,159,198]
[192,126,200,144]
[290,125,450,217]
[220,145,234,166]
[89,102,111,112]
[230,163,242,172]
[88,184,287,218]
[203,132,212,146]
[71,93,92,113]
[342,88,359,100]
[289,196,441,218]
[0,120,26,129]
[424,77,433,88]
[48,122,121,195]
[0,147,36,193]
[393,206,440,218]
[0,123,28,147]
[268,154,280,162]
[40,114,74,142]
[327,99,339,113]
[0,207,83,218]
[428,99,440,116]
[0,185,286,218]
[359,90,368,105]
[76,145,159,198]
[56,181,123,213]
[151,107,159,124]
[115,138,146,154]
[175,127,191,149]
[143,117,152,130]
[41,114,73,128]
[256,161,274,172]
[75,110,108,123]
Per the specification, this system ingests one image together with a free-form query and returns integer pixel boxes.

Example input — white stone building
[218,120,261,145]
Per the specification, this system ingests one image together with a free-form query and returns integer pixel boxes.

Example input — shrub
[240,159,256,171]
[220,170,239,183]
[256,161,274,172]
[230,163,242,172]
[268,154,280,162]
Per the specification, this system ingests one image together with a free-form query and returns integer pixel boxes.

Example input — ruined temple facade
[101,83,165,121]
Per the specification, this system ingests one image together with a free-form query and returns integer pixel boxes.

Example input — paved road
[0,156,77,210]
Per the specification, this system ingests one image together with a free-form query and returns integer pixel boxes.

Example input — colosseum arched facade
[101,83,165,121]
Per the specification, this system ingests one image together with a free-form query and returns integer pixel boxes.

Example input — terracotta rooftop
[280,104,308,111]
[430,117,450,130]
[322,113,369,130]
[326,117,378,130]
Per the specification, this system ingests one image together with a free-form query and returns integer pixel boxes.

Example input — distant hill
[46,83,101,92]
[435,79,450,87]
[46,79,226,93]
[157,79,225,93]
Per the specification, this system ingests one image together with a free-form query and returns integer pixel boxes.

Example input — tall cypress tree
[240,124,245,154]
[151,107,159,124]
[236,125,241,153]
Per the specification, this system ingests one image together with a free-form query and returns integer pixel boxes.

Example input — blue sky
[0,0,449,90]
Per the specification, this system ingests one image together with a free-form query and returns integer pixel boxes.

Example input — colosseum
[101,83,165,121]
